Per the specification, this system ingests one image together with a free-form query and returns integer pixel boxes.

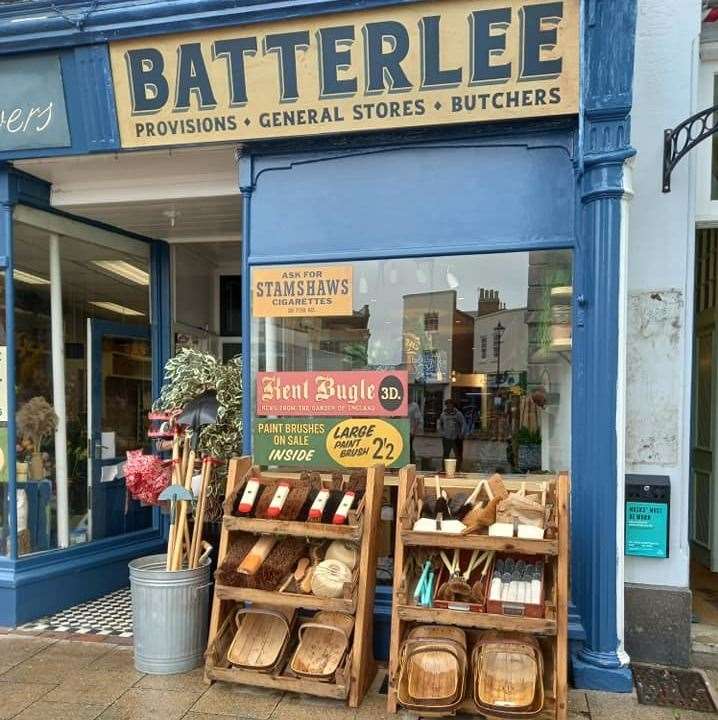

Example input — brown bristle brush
[215,534,257,586]
[299,472,324,522]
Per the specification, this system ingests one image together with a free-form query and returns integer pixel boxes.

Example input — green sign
[625,501,668,558]
[253,417,409,469]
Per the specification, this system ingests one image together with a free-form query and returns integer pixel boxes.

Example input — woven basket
[397,625,467,713]
[472,631,544,718]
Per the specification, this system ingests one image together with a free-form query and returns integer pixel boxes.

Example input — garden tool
[170,391,219,570]
[159,484,193,570]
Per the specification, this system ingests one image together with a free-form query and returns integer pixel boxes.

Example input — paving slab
[96,687,202,720]
[43,668,139,707]
[0,680,56,719]
[135,667,207,693]
[0,635,55,674]
[568,689,589,714]
[191,683,282,718]
[273,693,356,720]
[1,640,114,683]
[12,699,106,720]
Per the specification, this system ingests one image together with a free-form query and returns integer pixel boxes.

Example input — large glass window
[251,250,572,475]
[10,213,152,555]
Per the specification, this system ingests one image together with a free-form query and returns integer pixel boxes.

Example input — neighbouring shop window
[11,216,152,555]
[250,250,573,475]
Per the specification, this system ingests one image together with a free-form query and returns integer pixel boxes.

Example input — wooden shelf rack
[205,457,384,708]
[387,466,569,719]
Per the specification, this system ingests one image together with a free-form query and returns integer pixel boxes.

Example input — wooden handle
[238,535,277,575]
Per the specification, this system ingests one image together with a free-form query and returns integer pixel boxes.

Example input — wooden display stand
[205,457,384,708]
[387,466,569,720]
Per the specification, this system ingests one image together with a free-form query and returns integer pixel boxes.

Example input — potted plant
[17,396,57,480]
[514,426,542,472]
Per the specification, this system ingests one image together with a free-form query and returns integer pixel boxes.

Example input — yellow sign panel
[110,0,579,148]
[325,418,406,468]
[252,265,353,318]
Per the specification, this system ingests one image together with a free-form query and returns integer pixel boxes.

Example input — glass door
[87,319,152,541]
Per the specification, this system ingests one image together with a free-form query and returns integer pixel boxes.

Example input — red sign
[256,371,408,417]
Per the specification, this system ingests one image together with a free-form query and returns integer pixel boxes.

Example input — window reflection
[251,250,572,475]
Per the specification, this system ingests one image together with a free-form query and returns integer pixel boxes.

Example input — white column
[49,233,70,548]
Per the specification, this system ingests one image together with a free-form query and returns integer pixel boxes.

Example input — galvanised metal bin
[129,554,211,674]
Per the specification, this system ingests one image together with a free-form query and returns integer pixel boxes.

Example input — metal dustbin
[129,554,212,674]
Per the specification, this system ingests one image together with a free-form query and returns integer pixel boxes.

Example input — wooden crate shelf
[387,466,569,720]
[215,584,356,613]
[395,604,557,635]
[400,530,558,556]
[205,457,383,709]
[222,515,362,542]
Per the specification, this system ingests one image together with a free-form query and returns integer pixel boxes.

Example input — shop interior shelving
[386,466,569,720]
[205,457,384,708]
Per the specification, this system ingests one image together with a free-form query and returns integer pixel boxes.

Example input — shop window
[251,250,572,476]
[251,251,572,585]
[713,74,718,201]
[8,215,152,556]
[220,275,242,336]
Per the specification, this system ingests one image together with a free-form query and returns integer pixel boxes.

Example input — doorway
[691,228,718,623]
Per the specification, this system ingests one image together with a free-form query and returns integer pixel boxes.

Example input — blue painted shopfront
[0,0,636,692]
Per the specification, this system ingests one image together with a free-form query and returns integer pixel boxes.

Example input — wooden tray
[228,606,294,672]
[290,611,355,680]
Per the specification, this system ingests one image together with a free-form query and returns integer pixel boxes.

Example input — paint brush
[454,478,485,520]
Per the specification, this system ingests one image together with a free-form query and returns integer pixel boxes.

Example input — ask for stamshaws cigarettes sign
[109,0,579,148]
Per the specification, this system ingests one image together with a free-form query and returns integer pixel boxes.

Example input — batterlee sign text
[109,0,579,148]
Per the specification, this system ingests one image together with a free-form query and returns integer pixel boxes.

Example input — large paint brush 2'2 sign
[109,0,579,148]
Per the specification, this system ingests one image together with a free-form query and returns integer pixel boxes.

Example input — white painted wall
[625,0,701,588]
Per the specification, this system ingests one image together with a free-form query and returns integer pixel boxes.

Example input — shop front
[0,0,636,693]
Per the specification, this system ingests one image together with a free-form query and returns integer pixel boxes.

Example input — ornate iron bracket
[663,104,718,192]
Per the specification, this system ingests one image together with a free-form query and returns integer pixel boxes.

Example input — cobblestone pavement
[0,633,716,720]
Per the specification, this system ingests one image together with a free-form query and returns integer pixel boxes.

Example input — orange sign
[252,265,353,318]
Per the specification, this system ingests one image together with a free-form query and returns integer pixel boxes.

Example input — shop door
[692,229,718,570]
[87,319,152,541]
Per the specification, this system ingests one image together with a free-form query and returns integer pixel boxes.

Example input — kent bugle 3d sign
[110,0,578,149]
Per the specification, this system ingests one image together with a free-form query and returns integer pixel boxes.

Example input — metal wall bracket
[663,104,718,192]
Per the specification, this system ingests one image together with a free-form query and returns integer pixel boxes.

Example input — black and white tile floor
[17,587,133,638]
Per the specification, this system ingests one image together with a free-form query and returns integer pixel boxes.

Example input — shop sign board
[257,370,407,417]
[252,265,352,317]
[253,417,409,469]
[0,54,71,152]
[109,0,579,149]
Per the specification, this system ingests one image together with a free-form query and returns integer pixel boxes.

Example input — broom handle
[171,448,195,570]
[165,434,181,571]
[188,459,208,567]
[191,460,212,568]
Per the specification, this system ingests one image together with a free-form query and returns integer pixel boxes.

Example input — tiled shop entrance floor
[16,588,132,639]
[0,634,715,720]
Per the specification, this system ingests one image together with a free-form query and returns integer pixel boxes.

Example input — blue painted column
[239,153,254,455]
[570,0,637,692]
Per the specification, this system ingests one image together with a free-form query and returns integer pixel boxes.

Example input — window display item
[397,625,467,713]
[486,555,545,618]
[311,558,353,598]
[228,605,296,672]
[238,479,260,515]
[290,611,355,680]
[472,632,544,717]
[238,536,278,576]
[325,540,359,570]
[266,482,291,518]
[308,488,330,521]
[333,491,356,524]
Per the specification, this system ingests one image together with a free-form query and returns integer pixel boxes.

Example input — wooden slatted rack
[205,457,384,708]
[387,466,569,720]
